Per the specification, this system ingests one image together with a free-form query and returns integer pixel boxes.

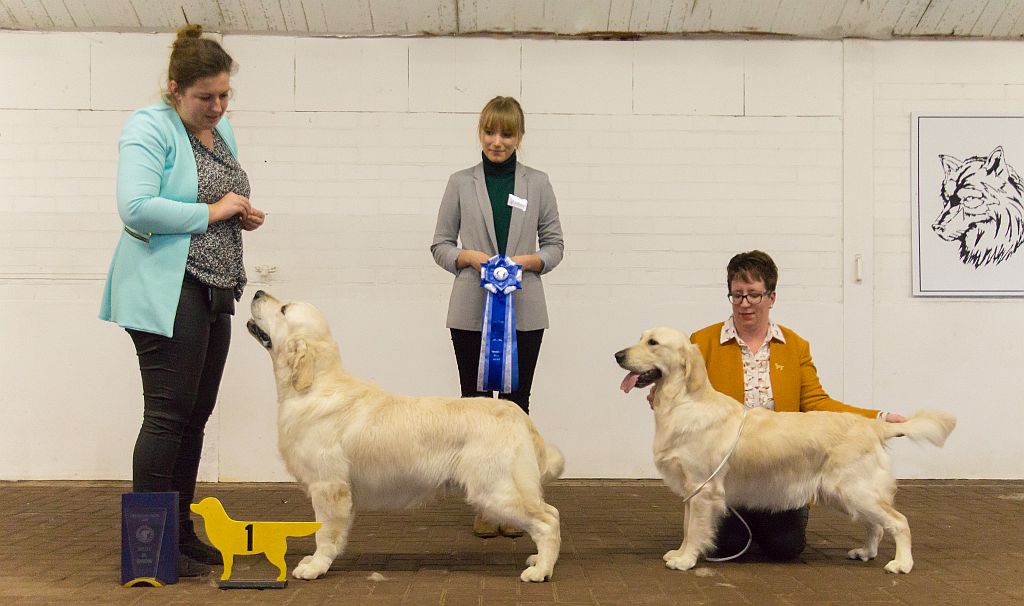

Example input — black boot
[180,518,222,565]
[177,553,211,577]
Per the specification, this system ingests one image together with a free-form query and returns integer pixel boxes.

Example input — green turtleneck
[482,151,516,255]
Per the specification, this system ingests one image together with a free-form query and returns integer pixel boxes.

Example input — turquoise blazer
[99,102,239,337]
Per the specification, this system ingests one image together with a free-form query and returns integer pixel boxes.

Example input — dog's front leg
[662,500,690,564]
[293,481,353,580]
[665,492,723,571]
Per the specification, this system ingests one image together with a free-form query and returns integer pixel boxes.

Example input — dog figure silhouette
[190,497,321,581]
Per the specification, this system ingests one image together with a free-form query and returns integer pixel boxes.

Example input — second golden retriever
[615,327,956,574]
[246,291,564,582]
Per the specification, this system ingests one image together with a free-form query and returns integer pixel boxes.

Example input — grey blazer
[431,162,564,331]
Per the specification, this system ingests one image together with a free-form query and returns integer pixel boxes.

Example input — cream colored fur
[247,291,564,582]
[615,327,956,574]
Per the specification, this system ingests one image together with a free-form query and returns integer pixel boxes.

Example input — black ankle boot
[177,553,211,577]
[180,519,222,565]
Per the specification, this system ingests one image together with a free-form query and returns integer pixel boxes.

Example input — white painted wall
[1,32,1019,481]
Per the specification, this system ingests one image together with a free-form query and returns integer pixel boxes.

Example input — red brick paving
[1,480,1021,605]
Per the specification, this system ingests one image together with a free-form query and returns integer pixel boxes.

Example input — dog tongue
[620,372,640,393]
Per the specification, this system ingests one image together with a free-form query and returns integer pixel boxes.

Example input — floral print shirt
[184,129,249,300]
[719,317,786,410]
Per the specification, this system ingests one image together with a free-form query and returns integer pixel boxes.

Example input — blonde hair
[162,24,235,105]
[478,96,525,139]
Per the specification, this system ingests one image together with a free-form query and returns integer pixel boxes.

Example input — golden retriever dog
[615,327,956,574]
[246,290,564,582]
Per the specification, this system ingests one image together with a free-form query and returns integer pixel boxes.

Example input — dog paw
[662,549,683,562]
[665,555,697,571]
[847,547,876,561]
[525,554,539,566]
[292,555,329,580]
[883,559,913,574]
[520,565,551,582]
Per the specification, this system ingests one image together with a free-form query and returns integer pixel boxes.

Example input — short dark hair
[726,250,778,292]
[163,24,235,104]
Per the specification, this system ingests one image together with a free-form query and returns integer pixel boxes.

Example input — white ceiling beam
[0,0,1018,39]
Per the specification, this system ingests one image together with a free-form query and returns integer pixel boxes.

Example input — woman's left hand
[510,255,544,273]
[242,207,266,231]
[883,412,908,423]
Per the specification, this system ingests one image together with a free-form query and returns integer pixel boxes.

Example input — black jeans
[127,275,232,532]
[450,328,544,414]
[713,505,809,561]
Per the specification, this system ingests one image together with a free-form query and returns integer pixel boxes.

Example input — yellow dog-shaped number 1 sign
[190,497,321,588]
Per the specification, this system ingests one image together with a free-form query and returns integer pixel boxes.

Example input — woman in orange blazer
[686,250,907,561]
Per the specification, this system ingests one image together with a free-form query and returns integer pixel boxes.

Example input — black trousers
[450,328,544,414]
[713,505,809,561]
[127,275,231,531]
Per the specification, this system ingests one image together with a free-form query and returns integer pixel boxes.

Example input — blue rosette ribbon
[477,255,523,394]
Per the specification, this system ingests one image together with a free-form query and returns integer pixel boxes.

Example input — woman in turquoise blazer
[99,25,264,578]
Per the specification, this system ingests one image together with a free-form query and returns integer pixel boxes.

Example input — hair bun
[176,24,203,40]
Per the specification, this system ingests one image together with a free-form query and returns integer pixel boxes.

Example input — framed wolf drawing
[912,115,1024,297]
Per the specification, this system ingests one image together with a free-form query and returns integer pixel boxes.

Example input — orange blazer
[690,322,878,419]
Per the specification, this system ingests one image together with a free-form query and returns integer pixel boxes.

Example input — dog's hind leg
[849,493,913,573]
[848,521,883,562]
[878,501,912,573]
[293,481,354,580]
[515,500,560,582]
[476,475,560,582]
[524,501,565,577]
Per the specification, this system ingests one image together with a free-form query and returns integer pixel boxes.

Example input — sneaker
[177,553,211,577]
[498,524,524,538]
[472,514,499,538]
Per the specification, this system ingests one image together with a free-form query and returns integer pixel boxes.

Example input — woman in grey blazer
[430,96,564,537]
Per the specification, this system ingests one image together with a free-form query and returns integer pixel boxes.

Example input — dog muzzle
[247,320,272,349]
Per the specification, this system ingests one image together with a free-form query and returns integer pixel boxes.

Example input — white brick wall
[1,33,1017,480]
[867,40,1024,478]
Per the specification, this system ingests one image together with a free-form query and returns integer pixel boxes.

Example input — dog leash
[678,408,753,562]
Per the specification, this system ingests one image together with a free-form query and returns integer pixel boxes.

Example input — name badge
[507,194,528,211]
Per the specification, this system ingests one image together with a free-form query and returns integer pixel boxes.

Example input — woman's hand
[883,412,908,423]
[510,255,544,273]
[646,385,657,410]
[208,192,251,224]
[241,207,265,231]
[456,249,491,272]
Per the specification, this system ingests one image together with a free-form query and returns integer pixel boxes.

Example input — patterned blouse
[184,130,249,300]
[719,316,786,410]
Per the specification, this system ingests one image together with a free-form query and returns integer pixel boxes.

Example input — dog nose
[254,290,266,300]
[614,350,626,363]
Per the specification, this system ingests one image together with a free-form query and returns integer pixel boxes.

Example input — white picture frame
[911,114,1024,297]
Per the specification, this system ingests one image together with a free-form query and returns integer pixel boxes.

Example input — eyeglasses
[727,292,771,304]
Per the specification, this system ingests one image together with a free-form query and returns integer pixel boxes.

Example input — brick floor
[1,480,1021,605]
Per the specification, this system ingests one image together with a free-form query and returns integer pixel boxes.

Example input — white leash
[677,408,753,562]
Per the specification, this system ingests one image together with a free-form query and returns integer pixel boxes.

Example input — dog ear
[682,343,708,394]
[285,337,315,393]
[939,154,961,177]
[985,146,1006,176]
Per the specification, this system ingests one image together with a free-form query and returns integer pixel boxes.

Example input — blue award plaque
[121,492,178,587]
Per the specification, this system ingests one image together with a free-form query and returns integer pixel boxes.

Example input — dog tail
[883,410,957,447]
[540,444,565,484]
[278,521,322,538]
